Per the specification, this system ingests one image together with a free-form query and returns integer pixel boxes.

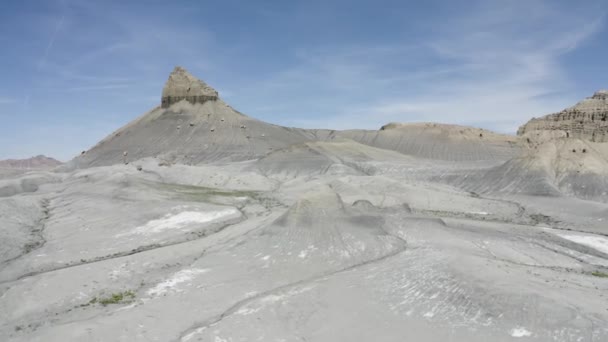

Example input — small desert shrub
[82,290,136,307]
[591,271,608,278]
[99,290,136,305]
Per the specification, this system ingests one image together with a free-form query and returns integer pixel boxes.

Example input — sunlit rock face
[161,66,219,108]
[518,90,608,142]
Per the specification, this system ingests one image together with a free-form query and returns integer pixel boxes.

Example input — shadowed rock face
[161,66,219,108]
[518,91,608,142]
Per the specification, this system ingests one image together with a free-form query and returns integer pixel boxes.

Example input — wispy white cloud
[31,1,218,97]
[240,0,605,133]
[38,13,65,69]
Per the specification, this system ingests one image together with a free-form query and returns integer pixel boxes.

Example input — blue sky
[0,0,607,160]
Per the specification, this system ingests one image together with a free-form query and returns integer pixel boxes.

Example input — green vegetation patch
[591,271,608,278]
[81,290,136,307]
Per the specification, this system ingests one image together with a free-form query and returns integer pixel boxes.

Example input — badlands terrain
[1,67,608,341]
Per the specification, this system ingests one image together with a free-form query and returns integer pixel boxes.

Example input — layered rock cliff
[517,90,608,142]
[161,66,219,108]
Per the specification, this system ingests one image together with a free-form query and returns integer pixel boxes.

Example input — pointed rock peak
[592,90,608,100]
[569,89,608,109]
[161,66,219,108]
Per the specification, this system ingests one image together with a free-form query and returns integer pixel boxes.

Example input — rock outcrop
[517,90,608,142]
[161,66,219,108]
[70,67,315,168]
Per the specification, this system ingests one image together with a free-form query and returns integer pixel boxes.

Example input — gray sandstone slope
[0,172,62,198]
[0,169,27,179]
[253,138,414,178]
[450,93,608,202]
[457,138,608,202]
[527,138,608,193]
[250,186,405,266]
[70,67,316,168]
[328,122,520,163]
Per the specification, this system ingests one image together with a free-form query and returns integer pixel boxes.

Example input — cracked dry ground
[1,161,608,342]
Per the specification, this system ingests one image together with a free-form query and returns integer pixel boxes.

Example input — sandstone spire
[161,66,219,108]
[517,90,608,142]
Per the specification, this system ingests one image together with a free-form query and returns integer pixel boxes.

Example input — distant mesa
[0,155,62,170]
[161,66,219,108]
[518,90,608,142]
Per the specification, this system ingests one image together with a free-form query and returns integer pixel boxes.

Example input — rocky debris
[518,90,608,142]
[0,155,62,170]
[161,66,219,108]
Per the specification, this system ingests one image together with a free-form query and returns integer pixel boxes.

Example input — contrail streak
[38,13,65,69]
[26,10,65,108]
